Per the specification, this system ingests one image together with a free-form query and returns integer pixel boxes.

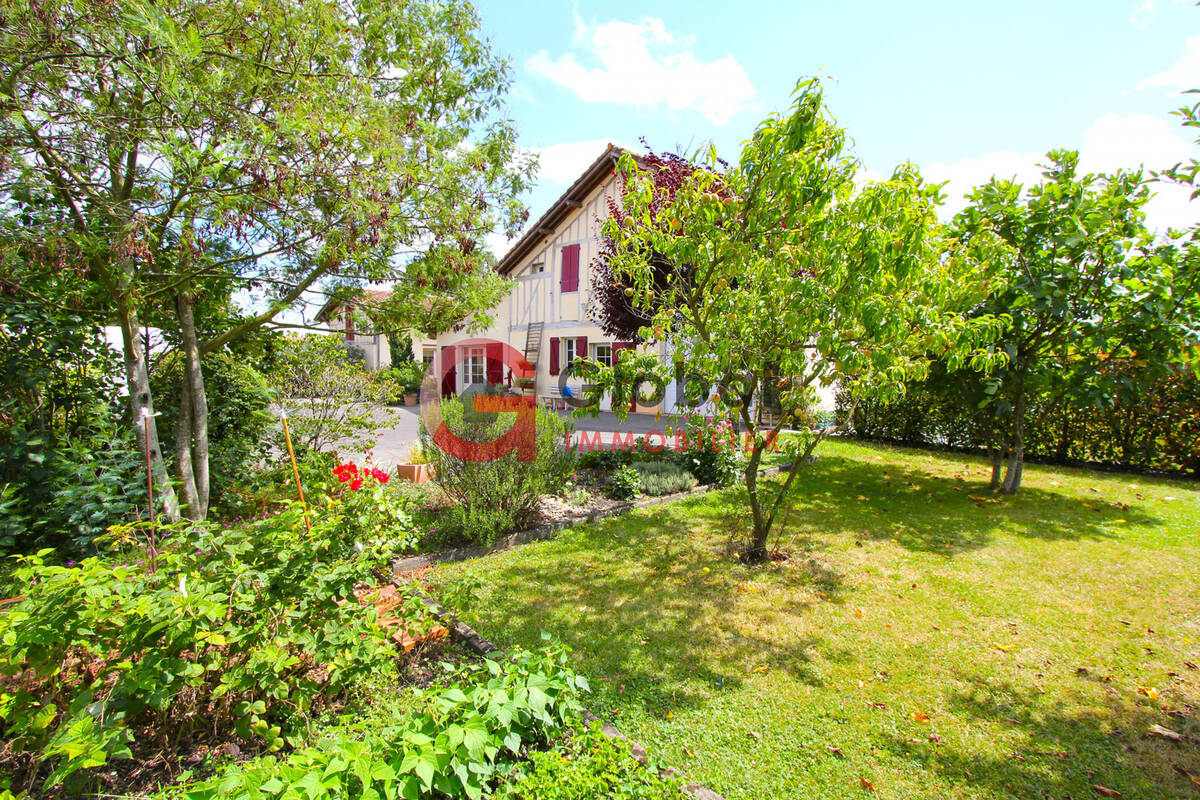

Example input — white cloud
[1131,0,1157,28]
[922,112,1197,232]
[527,138,636,185]
[1138,33,1200,92]
[526,16,757,126]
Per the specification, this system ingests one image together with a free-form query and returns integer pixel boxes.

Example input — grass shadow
[882,674,1200,798]
[756,445,1163,556]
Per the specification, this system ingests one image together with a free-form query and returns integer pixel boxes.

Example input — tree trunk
[174,374,201,517]
[115,296,180,523]
[989,446,1003,490]
[1001,388,1026,495]
[177,291,210,518]
[744,439,769,563]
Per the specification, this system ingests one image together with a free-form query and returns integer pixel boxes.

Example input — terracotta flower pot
[396,463,430,483]
[404,393,419,406]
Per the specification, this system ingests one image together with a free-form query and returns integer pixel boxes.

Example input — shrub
[576,436,670,471]
[162,643,589,800]
[669,414,743,487]
[607,465,640,500]
[420,398,574,545]
[332,461,422,553]
[438,504,519,547]
[0,295,144,553]
[631,461,697,496]
[269,335,394,454]
[0,502,427,793]
[494,723,684,800]
[378,362,426,403]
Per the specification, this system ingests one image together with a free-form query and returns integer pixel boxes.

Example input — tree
[953,152,1199,494]
[597,81,1009,562]
[0,0,533,521]
[269,335,392,455]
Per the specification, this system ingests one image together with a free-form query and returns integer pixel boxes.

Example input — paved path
[342,405,694,466]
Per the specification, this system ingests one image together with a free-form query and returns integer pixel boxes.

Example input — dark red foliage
[587,143,727,341]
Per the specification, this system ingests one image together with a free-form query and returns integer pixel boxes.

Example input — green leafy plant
[494,723,684,799]
[631,462,698,496]
[668,414,744,488]
[270,336,396,454]
[420,399,575,545]
[0,504,427,794]
[607,466,641,500]
[162,642,589,800]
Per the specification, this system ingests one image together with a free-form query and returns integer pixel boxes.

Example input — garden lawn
[428,439,1200,800]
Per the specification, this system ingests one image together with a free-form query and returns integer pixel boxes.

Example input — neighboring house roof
[494,143,625,277]
[314,288,393,323]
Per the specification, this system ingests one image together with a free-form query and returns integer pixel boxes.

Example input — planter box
[404,393,419,406]
[396,462,430,483]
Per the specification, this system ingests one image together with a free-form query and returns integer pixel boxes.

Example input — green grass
[429,439,1200,800]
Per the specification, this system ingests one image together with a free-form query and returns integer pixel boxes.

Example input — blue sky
[474,0,1200,250]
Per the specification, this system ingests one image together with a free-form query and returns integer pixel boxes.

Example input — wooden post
[280,410,312,538]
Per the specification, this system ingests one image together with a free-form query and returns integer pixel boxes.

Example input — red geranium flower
[349,478,363,491]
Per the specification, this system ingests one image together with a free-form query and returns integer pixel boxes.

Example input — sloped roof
[494,143,624,277]
[314,287,393,322]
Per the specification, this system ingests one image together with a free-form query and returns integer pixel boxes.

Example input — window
[592,343,612,367]
[563,337,577,366]
[531,262,546,274]
[465,347,485,386]
[422,348,435,366]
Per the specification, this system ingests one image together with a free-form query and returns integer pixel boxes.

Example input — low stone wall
[391,460,797,574]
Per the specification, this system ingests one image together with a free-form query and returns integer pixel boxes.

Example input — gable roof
[314,287,393,322]
[494,143,624,277]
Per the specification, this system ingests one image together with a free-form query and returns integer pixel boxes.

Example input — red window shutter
[485,342,503,385]
[560,244,580,293]
[549,337,560,376]
[344,308,354,342]
[440,345,456,399]
[577,336,587,365]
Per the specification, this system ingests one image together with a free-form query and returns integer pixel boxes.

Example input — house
[314,288,437,371]
[433,144,697,415]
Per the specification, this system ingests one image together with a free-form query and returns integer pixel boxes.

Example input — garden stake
[280,409,312,538]
[141,407,159,573]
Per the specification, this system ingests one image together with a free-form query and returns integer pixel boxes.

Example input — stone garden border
[391,460,797,573]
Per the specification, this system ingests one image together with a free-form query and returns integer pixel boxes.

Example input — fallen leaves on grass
[1136,686,1160,700]
[1091,785,1122,798]
[911,712,931,723]
[859,777,876,792]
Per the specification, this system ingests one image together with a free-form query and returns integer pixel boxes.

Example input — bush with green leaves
[0,502,433,794]
[576,437,670,471]
[158,642,590,800]
[607,465,641,500]
[420,398,575,545]
[378,363,427,403]
[668,414,744,487]
[269,335,394,454]
[494,723,684,800]
[631,461,698,497]
[0,293,144,553]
